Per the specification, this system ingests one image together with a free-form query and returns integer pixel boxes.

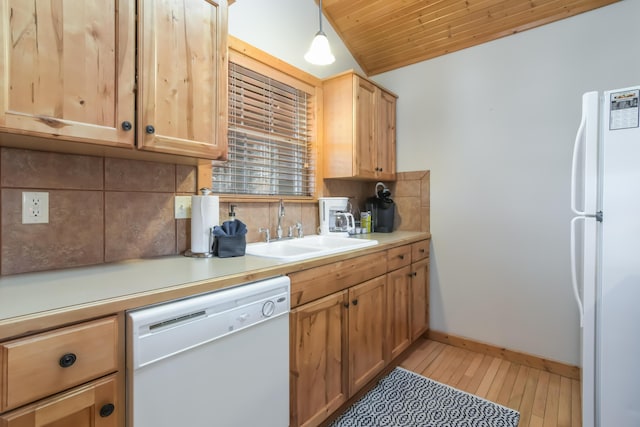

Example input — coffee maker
[318,197,355,236]
[366,182,395,233]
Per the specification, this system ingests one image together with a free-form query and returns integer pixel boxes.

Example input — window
[212,49,317,197]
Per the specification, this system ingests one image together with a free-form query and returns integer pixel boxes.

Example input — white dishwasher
[126,276,290,427]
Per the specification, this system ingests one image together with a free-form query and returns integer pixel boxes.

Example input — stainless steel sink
[245,235,378,261]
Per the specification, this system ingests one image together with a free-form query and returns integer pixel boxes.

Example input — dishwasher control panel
[128,276,290,369]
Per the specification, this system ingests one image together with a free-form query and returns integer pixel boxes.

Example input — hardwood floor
[400,338,582,427]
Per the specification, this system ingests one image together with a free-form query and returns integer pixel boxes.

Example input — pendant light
[304,0,335,65]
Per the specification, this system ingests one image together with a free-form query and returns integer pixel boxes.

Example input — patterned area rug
[330,368,520,427]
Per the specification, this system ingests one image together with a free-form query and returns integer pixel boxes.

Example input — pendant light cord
[318,0,324,33]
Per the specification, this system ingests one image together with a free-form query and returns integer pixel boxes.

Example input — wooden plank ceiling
[321,0,620,76]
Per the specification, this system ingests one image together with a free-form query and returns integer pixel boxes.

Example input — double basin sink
[245,235,378,262]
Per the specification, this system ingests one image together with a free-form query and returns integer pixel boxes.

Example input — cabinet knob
[145,125,155,134]
[121,121,132,131]
[99,403,115,418]
[398,254,404,260]
[59,353,77,368]
[352,299,358,306]
[343,303,350,309]
[412,272,418,277]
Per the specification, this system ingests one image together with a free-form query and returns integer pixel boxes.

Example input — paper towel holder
[184,188,218,258]
[184,227,215,258]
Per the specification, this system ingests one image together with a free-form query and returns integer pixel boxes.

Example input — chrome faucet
[276,199,285,240]
[259,227,271,242]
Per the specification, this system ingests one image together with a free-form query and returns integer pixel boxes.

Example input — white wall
[229,0,640,365]
[228,0,363,78]
[373,0,640,365]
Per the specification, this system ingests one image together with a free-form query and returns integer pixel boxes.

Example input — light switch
[175,196,192,219]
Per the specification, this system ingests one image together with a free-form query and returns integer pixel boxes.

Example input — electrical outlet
[22,192,49,224]
[174,196,192,219]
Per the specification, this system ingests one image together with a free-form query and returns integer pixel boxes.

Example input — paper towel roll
[190,195,219,254]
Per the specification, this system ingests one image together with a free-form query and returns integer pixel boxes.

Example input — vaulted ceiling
[320,0,620,76]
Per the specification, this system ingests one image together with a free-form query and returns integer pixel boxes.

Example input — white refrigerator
[570,86,640,427]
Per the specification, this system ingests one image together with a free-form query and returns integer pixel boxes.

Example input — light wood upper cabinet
[0,0,135,148]
[0,0,228,161]
[376,89,397,180]
[323,71,397,181]
[137,0,228,160]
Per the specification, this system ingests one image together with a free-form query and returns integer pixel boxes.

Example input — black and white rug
[330,368,520,427]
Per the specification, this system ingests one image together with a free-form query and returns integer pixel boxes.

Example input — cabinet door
[410,257,430,340]
[0,375,118,427]
[0,0,135,147]
[138,0,228,160]
[354,77,377,179]
[348,276,386,396]
[386,266,412,361]
[290,291,348,427]
[376,89,397,181]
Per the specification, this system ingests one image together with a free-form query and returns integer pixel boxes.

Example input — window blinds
[213,62,315,196]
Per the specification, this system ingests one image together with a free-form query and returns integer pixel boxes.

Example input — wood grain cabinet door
[410,257,430,341]
[290,291,348,427]
[0,0,135,147]
[137,0,228,160]
[386,266,412,362]
[0,375,118,427]
[376,89,397,181]
[348,275,386,397]
[354,76,377,179]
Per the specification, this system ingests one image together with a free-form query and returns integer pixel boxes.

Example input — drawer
[0,374,118,426]
[289,252,387,307]
[411,240,429,261]
[0,316,118,412]
[387,245,411,271]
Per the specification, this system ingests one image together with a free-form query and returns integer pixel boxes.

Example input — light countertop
[0,231,429,338]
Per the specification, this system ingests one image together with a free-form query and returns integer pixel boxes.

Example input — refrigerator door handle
[571,110,588,216]
[570,216,585,327]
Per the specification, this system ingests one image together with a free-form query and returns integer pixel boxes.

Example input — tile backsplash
[0,147,429,275]
[0,148,198,275]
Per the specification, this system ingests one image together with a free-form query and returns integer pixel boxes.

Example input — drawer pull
[408,272,417,278]
[59,353,77,368]
[352,299,358,306]
[398,254,405,260]
[420,248,426,253]
[100,403,115,418]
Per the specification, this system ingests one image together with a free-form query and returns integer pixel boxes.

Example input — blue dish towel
[213,220,248,237]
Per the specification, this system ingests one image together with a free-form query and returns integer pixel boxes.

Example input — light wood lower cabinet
[289,239,430,427]
[347,276,386,395]
[0,374,118,427]
[386,265,412,361]
[410,257,430,340]
[290,292,348,427]
[0,316,122,427]
[290,277,387,427]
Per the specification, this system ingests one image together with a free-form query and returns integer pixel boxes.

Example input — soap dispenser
[228,204,237,221]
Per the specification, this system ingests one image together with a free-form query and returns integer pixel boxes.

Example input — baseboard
[427,330,580,380]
